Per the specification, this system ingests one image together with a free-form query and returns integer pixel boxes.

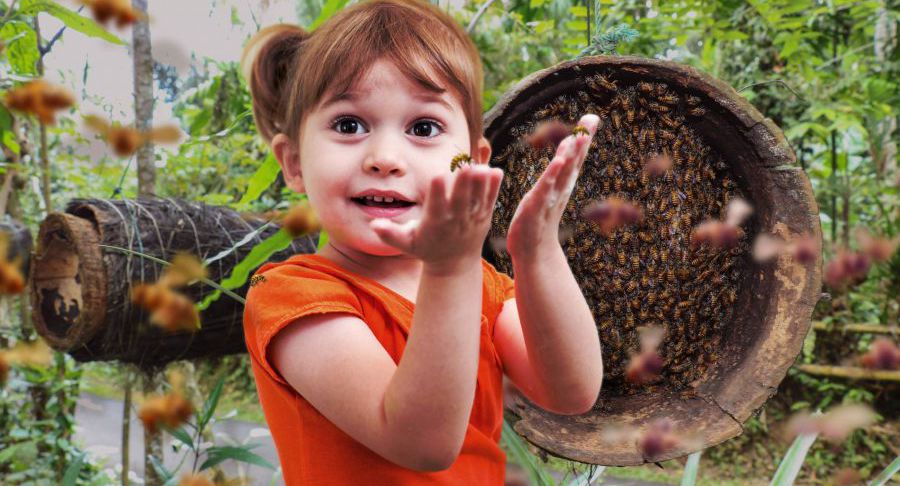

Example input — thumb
[370,218,418,252]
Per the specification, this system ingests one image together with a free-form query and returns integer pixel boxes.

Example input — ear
[473,136,492,165]
[272,133,305,194]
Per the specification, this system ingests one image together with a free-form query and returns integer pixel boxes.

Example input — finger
[468,165,489,212]
[423,174,448,222]
[450,165,477,216]
[554,137,585,195]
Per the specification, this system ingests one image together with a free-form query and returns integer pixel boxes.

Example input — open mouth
[351,197,416,208]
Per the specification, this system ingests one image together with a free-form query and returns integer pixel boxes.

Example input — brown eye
[410,120,443,138]
[332,116,365,135]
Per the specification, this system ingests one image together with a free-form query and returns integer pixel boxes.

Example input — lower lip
[352,200,415,218]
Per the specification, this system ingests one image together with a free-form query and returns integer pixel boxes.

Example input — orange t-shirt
[242,253,516,485]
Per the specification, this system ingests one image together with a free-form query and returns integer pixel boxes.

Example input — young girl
[241,0,603,483]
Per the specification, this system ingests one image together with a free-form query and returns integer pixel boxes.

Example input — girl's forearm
[383,256,483,468]
[511,244,603,414]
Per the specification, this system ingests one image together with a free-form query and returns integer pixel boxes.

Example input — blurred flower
[832,468,862,486]
[4,79,74,125]
[139,392,194,434]
[824,250,871,289]
[0,231,26,295]
[690,220,742,250]
[525,119,572,151]
[625,325,665,385]
[642,152,673,178]
[0,339,53,368]
[636,418,680,457]
[787,404,876,443]
[752,233,786,262]
[0,354,8,386]
[859,338,899,371]
[489,235,508,255]
[725,198,753,227]
[280,202,322,238]
[77,0,145,28]
[83,114,182,158]
[855,228,899,263]
[160,252,208,288]
[788,234,819,264]
[179,473,215,486]
[131,283,200,333]
[582,197,643,236]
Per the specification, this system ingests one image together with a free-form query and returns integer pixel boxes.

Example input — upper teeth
[364,195,394,203]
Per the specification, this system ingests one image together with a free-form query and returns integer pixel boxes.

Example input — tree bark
[133,0,155,197]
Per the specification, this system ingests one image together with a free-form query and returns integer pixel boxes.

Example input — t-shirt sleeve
[242,262,364,386]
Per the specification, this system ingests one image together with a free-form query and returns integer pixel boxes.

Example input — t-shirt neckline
[301,253,416,308]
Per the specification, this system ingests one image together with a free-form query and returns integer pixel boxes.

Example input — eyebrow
[321,90,454,113]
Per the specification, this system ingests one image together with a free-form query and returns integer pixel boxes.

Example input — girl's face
[272,59,491,257]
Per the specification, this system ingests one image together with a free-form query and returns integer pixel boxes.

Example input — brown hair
[241,0,485,155]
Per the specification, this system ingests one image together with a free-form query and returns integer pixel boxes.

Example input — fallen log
[29,197,316,369]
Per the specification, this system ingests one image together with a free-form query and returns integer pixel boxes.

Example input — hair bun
[241,24,308,142]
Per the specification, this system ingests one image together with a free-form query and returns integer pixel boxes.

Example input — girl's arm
[269,258,483,472]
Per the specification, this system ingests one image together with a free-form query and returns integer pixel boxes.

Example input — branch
[738,79,808,103]
[466,0,498,35]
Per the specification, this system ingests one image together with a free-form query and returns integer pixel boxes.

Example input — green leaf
[195,228,294,310]
[147,455,173,482]
[200,445,276,471]
[568,6,587,17]
[236,152,281,209]
[529,0,545,7]
[309,0,351,30]
[0,104,12,132]
[317,228,329,251]
[501,418,556,486]
[532,20,554,35]
[720,30,748,41]
[0,21,39,75]
[18,0,126,46]
[61,453,84,486]
[164,425,195,451]
[198,374,226,431]
[564,20,588,32]
[2,131,20,155]
[869,456,900,486]
[680,451,702,486]
[769,431,818,486]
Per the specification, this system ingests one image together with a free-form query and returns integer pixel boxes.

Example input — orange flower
[280,202,322,238]
[77,0,145,28]
[0,353,8,386]
[4,80,75,125]
[83,115,182,157]
[138,392,194,434]
[131,283,200,333]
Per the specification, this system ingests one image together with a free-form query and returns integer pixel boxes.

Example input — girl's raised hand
[505,113,601,261]
[370,163,504,273]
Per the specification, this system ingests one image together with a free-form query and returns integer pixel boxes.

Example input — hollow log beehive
[29,197,315,369]
[482,56,822,465]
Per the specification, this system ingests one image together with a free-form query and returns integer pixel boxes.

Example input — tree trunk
[133,0,155,197]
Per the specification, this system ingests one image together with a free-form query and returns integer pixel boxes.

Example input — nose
[363,133,408,176]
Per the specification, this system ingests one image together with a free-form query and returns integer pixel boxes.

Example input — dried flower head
[138,392,194,434]
[4,79,75,125]
[280,202,321,238]
[859,338,900,371]
[0,339,54,368]
[525,119,572,151]
[131,283,200,333]
[582,197,644,236]
[788,235,819,264]
[161,252,208,288]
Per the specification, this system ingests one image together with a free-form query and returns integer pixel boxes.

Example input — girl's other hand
[505,113,600,262]
[370,164,503,273]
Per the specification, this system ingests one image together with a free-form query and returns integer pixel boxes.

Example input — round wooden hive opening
[30,213,107,351]
[483,56,822,465]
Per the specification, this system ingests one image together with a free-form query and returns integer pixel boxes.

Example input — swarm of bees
[130,252,207,333]
[83,115,182,157]
[489,74,750,395]
[4,80,75,125]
